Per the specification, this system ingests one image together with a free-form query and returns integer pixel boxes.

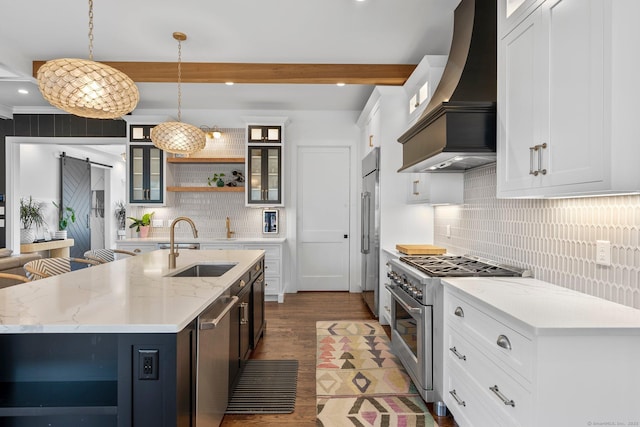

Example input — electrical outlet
[138,349,159,380]
[445,224,451,238]
[596,240,611,267]
[166,219,175,227]
[151,219,163,228]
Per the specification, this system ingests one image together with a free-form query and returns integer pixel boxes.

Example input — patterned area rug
[316,321,438,427]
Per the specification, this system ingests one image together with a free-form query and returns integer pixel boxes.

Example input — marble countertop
[118,237,286,244]
[443,277,640,336]
[0,249,264,334]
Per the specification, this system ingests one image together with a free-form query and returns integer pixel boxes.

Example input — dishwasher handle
[199,296,238,330]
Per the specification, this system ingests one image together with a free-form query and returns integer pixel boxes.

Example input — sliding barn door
[61,156,91,258]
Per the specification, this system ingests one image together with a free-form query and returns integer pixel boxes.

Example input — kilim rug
[316,321,438,427]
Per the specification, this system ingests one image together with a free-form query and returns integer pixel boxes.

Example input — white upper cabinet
[497,0,640,198]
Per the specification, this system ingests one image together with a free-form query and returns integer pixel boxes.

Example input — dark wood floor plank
[221,291,457,427]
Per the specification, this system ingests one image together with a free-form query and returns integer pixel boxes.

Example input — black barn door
[61,155,91,258]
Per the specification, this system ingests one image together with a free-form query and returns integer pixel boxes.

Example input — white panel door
[297,146,350,291]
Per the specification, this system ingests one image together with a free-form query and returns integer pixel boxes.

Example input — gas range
[388,255,529,305]
[385,254,529,404]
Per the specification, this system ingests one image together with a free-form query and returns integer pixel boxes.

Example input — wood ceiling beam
[33,61,416,85]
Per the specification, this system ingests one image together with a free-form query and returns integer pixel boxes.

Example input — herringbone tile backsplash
[127,128,284,240]
[434,164,640,309]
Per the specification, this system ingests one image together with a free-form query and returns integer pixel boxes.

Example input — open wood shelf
[167,157,245,164]
[167,186,244,192]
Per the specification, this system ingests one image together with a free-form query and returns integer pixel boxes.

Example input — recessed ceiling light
[18,88,29,95]
[336,82,346,87]
[225,82,234,86]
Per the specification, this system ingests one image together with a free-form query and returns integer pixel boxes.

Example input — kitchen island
[0,249,265,427]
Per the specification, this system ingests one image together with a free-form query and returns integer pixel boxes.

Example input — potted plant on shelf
[19,196,46,244]
[207,172,225,187]
[52,201,76,240]
[128,212,154,238]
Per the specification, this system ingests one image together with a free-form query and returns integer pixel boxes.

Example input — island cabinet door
[117,327,195,427]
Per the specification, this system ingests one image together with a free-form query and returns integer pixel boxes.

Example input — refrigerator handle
[361,192,370,254]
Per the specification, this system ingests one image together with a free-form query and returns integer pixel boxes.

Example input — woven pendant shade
[151,32,205,155]
[151,121,206,154]
[37,58,139,119]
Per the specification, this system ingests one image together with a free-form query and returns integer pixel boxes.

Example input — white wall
[7,138,126,250]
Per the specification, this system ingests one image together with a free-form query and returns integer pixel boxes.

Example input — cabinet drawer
[264,276,280,296]
[243,244,281,260]
[445,292,533,382]
[264,259,280,275]
[444,361,502,427]
[446,326,532,426]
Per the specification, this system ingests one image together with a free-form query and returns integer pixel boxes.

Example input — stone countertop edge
[0,249,264,334]
[443,277,640,336]
[118,237,287,243]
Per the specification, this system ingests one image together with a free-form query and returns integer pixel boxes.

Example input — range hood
[398,0,496,173]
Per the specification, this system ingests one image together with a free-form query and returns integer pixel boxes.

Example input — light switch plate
[596,240,611,266]
[151,219,163,228]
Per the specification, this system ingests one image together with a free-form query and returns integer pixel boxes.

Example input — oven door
[386,284,433,398]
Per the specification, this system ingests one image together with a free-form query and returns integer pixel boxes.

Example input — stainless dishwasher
[197,294,238,427]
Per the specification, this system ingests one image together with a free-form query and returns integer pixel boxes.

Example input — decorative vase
[54,230,67,240]
[217,179,225,187]
[20,228,35,244]
[139,225,150,238]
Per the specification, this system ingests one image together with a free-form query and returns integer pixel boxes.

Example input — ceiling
[0,0,460,115]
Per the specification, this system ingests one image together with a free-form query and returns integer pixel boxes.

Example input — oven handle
[385,284,422,314]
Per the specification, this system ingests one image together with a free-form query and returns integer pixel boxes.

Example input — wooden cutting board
[395,244,447,255]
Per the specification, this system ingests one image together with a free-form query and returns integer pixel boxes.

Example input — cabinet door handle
[412,180,420,195]
[489,385,515,407]
[449,389,466,407]
[240,302,249,325]
[496,334,512,350]
[538,142,547,175]
[449,346,466,361]
[454,306,464,317]
[529,146,536,175]
[134,249,142,253]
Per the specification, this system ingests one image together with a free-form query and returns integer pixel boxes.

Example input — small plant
[114,201,127,230]
[207,172,226,187]
[128,212,154,232]
[52,201,76,231]
[20,196,46,230]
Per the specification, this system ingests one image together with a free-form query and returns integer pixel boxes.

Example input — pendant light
[36,0,139,119]
[151,32,206,155]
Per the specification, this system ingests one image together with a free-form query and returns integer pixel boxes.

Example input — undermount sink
[166,262,237,277]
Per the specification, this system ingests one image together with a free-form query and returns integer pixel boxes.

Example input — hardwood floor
[221,291,457,427]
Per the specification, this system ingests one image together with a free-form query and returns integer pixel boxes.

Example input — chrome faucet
[169,217,198,269]
[226,217,235,239]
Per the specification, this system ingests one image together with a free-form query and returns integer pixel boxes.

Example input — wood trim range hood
[397,0,497,173]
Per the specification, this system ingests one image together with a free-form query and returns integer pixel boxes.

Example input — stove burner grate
[399,255,524,278]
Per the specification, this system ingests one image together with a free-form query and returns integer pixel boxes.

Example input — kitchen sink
[167,262,237,277]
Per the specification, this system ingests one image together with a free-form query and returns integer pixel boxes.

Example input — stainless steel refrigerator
[361,147,380,317]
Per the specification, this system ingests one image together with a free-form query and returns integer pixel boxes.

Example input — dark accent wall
[0,114,126,248]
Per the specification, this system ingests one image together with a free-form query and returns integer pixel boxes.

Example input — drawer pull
[454,306,464,317]
[240,279,246,288]
[449,346,466,361]
[489,385,515,407]
[449,389,466,407]
[496,334,512,350]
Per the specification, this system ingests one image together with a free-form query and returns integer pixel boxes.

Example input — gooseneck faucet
[169,217,198,269]
[226,217,235,239]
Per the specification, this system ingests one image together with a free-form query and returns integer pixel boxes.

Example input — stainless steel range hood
[398,0,496,173]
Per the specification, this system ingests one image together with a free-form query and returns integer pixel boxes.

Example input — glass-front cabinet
[129,144,164,204]
[248,146,281,205]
